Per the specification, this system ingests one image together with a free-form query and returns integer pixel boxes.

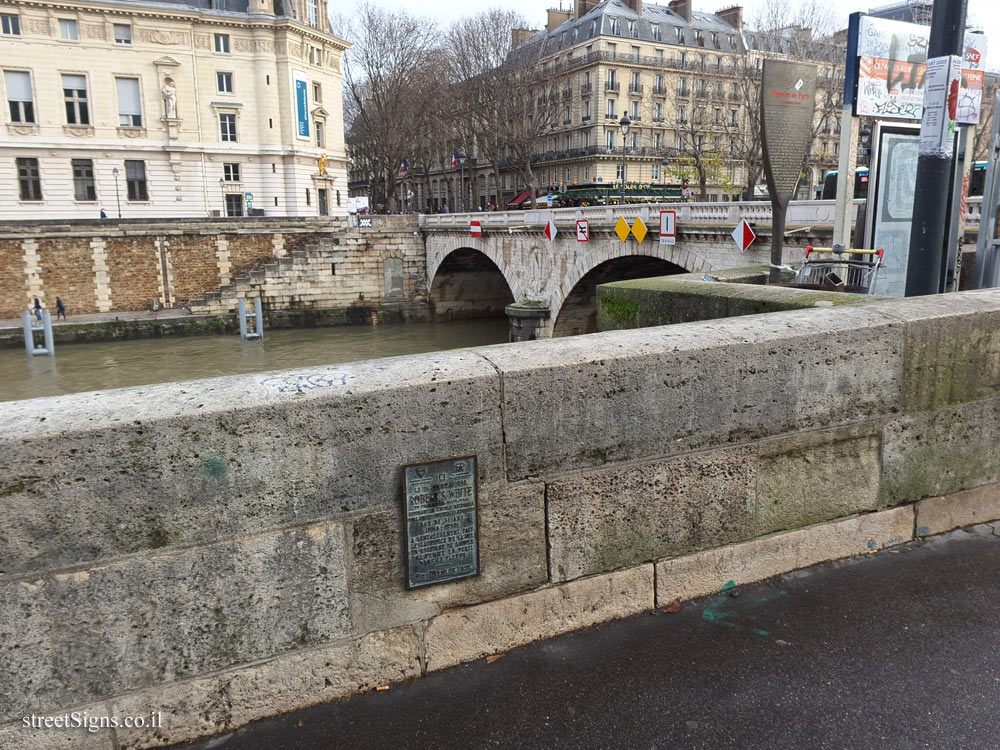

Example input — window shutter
[4,70,31,100]
[62,74,86,91]
[115,77,141,115]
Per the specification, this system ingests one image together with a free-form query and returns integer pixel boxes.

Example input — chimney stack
[511,27,538,49]
[547,8,571,32]
[716,5,743,30]
[574,0,597,19]
[668,0,691,23]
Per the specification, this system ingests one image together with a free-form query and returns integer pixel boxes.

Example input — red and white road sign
[544,218,558,242]
[732,218,756,253]
[470,220,482,237]
[576,219,589,242]
[659,210,677,245]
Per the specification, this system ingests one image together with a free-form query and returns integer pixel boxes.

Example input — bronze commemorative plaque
[403,456,479,589]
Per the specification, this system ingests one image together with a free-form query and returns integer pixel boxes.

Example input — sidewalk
[0,307,193,331]
[172,525,1000,750]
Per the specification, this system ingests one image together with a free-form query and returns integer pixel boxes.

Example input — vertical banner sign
[292,69,310,140]
[760,59,817,281]
[919,56,962,158]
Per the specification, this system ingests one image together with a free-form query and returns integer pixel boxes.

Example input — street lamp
[619,113,631,207]
[111,166,121,218]
[661,156,670,196]
[219,178,226,216]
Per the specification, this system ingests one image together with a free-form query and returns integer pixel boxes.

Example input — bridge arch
[551,253,686,337]
[427,246,515,322]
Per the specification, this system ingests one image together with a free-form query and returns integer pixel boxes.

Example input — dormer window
[610,18,620,35]
[676,27,685,44]
[627,20,637,38]
[651,24,661,41]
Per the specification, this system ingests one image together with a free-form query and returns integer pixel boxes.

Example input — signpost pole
[833,13,863,250]
[905,0,968,296]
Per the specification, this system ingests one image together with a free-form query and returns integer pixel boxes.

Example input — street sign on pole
[245,192,253,210]
[576,219,589,242]
[732,219,756,252]
[544,218,558,241]
[659,210,677,245]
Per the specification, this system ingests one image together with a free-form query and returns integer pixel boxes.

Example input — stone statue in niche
[162,79,177,119]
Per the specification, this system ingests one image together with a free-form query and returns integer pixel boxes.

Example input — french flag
[399,160,408,176]
[451,153,458,168]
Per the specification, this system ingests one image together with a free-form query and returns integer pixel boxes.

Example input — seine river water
[0,319,509,402]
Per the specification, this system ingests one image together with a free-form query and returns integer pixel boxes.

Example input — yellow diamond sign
[631,216,648,243]
[615,216,630,242]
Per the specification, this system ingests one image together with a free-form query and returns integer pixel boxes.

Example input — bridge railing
[419,197,984,231]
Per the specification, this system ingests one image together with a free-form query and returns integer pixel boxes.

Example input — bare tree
[334,3,438,212]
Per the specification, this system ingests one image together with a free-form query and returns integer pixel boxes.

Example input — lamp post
[661,156,670,197]
[219,178,226,216]
[111,167,121,218]
[619,113,630,206]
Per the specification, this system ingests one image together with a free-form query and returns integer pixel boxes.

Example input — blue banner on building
[293,70,309,139]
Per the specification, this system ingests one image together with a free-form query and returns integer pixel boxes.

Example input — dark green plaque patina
[761,59,817,281]
[403,456,478,588]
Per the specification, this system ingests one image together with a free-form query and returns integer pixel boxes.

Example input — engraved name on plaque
[403,456,479,589]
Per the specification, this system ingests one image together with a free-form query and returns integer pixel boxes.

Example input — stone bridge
[420,200,860,338]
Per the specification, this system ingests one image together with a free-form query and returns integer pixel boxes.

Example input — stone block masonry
[3,291,1000,748]
[0,217,426,319]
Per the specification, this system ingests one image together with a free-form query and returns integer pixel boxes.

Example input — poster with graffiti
[855,16,987,124]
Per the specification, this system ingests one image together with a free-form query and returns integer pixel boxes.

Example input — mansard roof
[515,0,745,64]
[102,0,296,19]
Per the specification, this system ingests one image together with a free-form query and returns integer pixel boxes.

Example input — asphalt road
[175,525,1000,750]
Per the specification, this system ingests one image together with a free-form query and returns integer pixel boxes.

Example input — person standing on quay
[56,297,66,321]
[33,296,42,321]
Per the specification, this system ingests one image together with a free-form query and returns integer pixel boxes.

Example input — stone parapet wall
[2,291,1000,747]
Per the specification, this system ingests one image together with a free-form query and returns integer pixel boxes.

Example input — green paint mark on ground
[701,581,787,637]
[203,456,228,479]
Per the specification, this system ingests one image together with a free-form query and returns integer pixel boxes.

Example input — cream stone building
[0,0,348,219]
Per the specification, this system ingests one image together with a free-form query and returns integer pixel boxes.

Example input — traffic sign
[470,220,482,238]
[544,218,558,241]
[559,184,568,194]
[732,219,756,253]
[615,216,630,242]
[659,210,676,245]
[546,194,554,207]
[631,216,648,243]
[245,192,253,209]
[576,219,589,242]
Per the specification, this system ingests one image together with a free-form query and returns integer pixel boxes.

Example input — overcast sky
[337,0,1000,70]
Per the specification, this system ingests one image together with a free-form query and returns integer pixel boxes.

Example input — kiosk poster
[855,17,987,124]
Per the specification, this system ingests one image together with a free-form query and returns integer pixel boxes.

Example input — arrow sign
[576,219,589,242]
[470,220,482,238]
[732,219,756,253]
[544,218,558,242]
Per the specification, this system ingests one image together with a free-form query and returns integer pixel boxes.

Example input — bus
[822,162,987,201]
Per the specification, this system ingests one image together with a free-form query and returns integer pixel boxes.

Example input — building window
[214,33,230,53]
[631,100,639,118]
[679,104,687,122]
[695,30,704,47]
[62,74,89,125]
[729,34,737,50]
[652,164,660,181]
[312,82,321,102]
[114,24,131,44]
[72,158,96,201]
[731,108,739,126]
[115,77,142,127]
[225,193,243,216]
[223,162,240,181]
[606,98,616,117]
[217,72,233,93]
[59,19,78,41]
[606,130,615,149]
[676,27,685,44]
[583,99,591,119]
[305,188,311,206]
[1,13,20,35]
[627,20,637,37]
[616,164,623,180]
[16,157,41,201]
[654,102,663,119]
[653,132,661,149]
[220,113,237,141]
[680,51,687,68]
[306,0,318,27]
[316,120,325,148]
[610,18,619,35]
[125,160,148,200]
[583,166,590,180]
[4,70,34,123]
[651,24,660,41]
[714,107,722,124]
[582,129,591,147]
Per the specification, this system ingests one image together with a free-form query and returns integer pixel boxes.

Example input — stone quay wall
[3,290,1000,748]
[0,216,427,319]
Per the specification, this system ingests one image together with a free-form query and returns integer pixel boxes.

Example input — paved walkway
[173,525,1000,750]
[0,308,193,331]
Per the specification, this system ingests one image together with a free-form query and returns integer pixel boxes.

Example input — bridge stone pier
[421,200,858,339]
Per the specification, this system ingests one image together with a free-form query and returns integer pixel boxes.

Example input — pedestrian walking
[56,297,66,321]
[100,208,107,219]
[33,296,42,321]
